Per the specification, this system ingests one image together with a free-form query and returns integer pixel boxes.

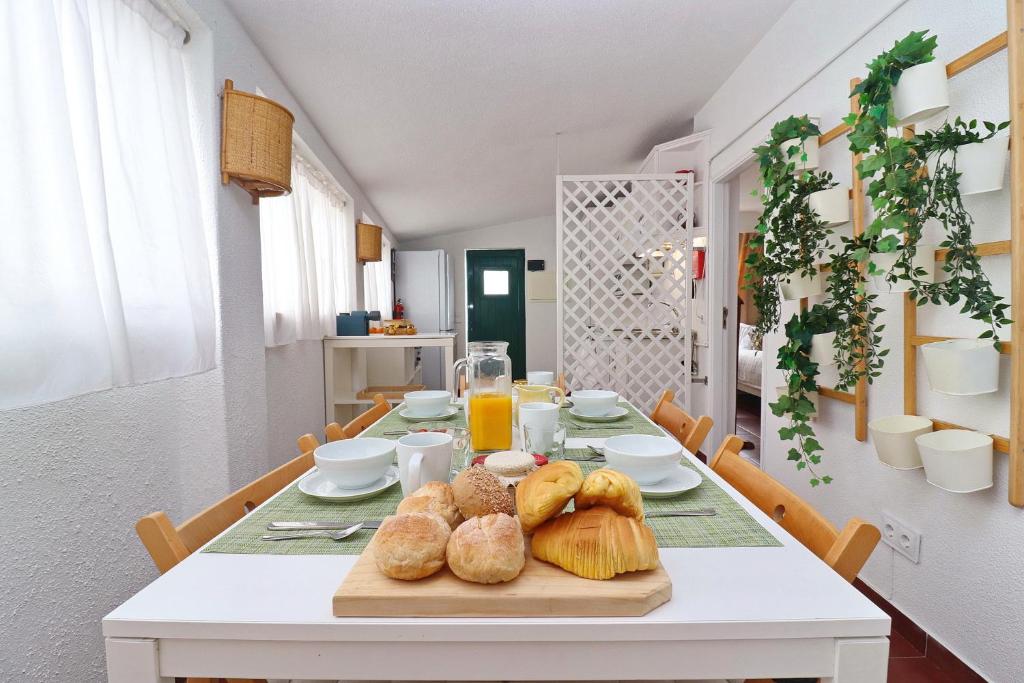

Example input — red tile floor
[888,630,962,681]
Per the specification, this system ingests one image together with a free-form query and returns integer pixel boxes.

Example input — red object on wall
[692,249,706,279]
[393,298,405,319]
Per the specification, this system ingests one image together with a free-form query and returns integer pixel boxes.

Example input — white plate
[636,463,703,498]
[297,466,400,502]
[568,406,629,422]
[400,406,459,421]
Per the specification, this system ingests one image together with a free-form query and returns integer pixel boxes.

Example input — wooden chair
[341,392,390,438]
[709,435,881,583]
[650,389,714,455]
[136,439,321,683]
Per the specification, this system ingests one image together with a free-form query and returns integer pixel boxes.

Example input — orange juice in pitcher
[453,341,515,454]
[468,392,513,451]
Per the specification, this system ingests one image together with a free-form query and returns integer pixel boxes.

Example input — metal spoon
[261,523,364,541]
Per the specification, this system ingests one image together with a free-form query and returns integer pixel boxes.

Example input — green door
[466,249,526,379]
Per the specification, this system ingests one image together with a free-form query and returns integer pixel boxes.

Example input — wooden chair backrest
[650,389,714,454]
[136,449,315,574]
[324,421,346,442]
[709,435,880,583]
[342,393,390,438]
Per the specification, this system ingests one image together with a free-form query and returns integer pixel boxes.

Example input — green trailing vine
[745,115,836,346]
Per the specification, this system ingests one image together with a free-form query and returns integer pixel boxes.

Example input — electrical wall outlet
[881,513,922,564]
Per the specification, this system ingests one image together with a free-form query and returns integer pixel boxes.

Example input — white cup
[404,390,452,417]
[527,370,555,386]
[314,438,395,489]
[518,402,560,452]
[396,431,454,496]
[572,389,619,416]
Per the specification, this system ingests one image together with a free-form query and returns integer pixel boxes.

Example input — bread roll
[446,513,525,584]
[451,466,514,518]
[515,460,584,533]
[397,481,461,529]
[373,512,451,580]
[573,468,644,521]
[531,506,659,580]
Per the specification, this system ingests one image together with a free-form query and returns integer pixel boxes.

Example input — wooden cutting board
[332,542,672,617]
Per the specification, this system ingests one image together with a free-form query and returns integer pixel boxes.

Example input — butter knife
[267,520,382,531]
[647,508,717,517]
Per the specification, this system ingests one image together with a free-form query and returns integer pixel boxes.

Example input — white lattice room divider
[556,174,693,413]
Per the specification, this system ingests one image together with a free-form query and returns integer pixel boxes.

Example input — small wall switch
[881,513,921,564]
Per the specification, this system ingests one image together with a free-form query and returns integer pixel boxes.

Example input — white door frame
[707,152,759,454]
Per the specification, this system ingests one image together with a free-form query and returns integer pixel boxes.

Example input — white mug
[396,432,454,496]
[527,370,555,386]
[518,402,560,452]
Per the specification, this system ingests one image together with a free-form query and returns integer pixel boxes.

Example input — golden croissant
[531,506,660,580]
[573,468,644,521]
[515,460,584,533]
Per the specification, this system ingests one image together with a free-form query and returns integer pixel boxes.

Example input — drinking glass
[519,420,566,460]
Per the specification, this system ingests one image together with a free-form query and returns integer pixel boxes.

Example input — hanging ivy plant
[744,115,836,346]
[827,236,887,391]
[914,117,1012,343]
[769,305,837,486]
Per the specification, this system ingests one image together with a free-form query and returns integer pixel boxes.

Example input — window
[259,152,354,347]
[0,0,215,409]
[363,231,393,319]
[483,270,510,296]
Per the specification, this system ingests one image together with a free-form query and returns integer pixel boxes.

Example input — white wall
[0,1,384,680]
[697,1,1018,680]
[402,216,558,374]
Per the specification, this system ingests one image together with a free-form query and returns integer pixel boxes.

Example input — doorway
[466,249,526,379]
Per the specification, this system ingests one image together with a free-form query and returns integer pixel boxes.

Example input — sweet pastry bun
[531,506,659,580]
[573,468,644,521]
[397,481,462,529]
[446,513,525,584]
[373,512,451,580]
[451,466,515,518]
[515,460,584,533]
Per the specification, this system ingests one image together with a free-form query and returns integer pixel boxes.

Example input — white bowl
[920,339,1000,396]
[915,429,993,493]
[572,389,619,417]
[603,434,683,485]
[314,437,395,489]
[869,415,932,470]
[404,390,452,417]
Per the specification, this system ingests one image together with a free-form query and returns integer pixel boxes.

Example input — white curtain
[363,233,393,319]
[260,154,354,347]
[0,0,215,410]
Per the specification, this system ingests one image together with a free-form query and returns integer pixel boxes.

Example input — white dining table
[103,403,890,682]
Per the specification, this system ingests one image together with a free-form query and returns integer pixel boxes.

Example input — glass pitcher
[453,341,513,452]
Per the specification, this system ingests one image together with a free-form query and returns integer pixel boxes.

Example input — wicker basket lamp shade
[357,222,383,262]
[220,79,295,204]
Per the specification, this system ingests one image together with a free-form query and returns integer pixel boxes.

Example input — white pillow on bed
[738,323,755,350]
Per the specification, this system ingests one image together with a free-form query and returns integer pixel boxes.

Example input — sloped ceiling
[224,0,793,238]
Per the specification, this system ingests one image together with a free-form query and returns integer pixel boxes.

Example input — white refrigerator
[394,249,455,389]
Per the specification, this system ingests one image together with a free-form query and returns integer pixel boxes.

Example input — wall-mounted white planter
[810,331,836,366]
[808,186,850,226]
[776,386,819,418]
[926,135,1009,196]
[891,61,950,126]
[915,429,994,493]
[870,245,936,293]
[780,136,820,172]
[920,339,1000,395]
[868,415,932,469]
[779,272,822,300]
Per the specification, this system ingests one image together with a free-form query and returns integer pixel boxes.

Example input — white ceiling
[224,0,793,240]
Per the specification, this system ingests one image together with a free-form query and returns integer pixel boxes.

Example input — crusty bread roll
[397,481,462,529]
[531,506,659,580]
[373,512,451,580]
[573,468,644,521]
[446,513,525,584]
[515,460,584,533]
[451,466,514,518]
